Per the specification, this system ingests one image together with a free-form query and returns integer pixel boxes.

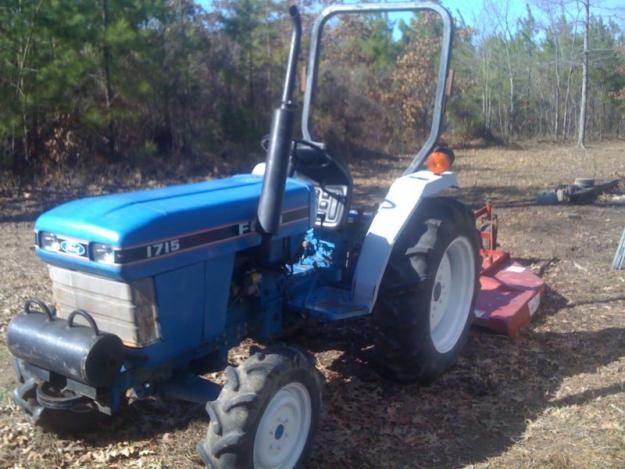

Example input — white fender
[351,170,459,311]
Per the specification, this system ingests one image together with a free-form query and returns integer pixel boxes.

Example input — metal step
[290,286,369,321]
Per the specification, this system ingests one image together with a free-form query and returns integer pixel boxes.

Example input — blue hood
[35,174,314,279]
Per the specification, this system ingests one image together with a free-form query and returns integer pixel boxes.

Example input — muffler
[7,300,124,387]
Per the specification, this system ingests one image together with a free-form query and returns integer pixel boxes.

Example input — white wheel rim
[253,382,312,469]
[429,236,475,354]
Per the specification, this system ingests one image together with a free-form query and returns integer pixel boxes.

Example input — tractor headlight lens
[40,232,61,252]
[92,243,116,264]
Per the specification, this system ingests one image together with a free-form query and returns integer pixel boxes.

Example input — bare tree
[577,0,589,148]
[485,0,516,138]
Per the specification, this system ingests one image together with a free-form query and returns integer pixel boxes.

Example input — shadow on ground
[298,317,624,466]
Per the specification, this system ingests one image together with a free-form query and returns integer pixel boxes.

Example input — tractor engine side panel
[152,262,206,356]
[203,254,235,339]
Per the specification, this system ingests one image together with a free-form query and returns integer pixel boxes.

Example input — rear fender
[351,170,459,311]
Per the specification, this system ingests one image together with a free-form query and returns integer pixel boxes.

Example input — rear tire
[373,197,480,384]
[198,345,323,468]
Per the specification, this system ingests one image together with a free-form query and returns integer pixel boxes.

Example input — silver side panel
[48,265,160,347]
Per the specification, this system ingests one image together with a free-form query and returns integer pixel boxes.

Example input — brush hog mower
[6,2,542,467]
[472,203,544,336]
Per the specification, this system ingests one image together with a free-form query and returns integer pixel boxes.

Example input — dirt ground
[1,141,624,468]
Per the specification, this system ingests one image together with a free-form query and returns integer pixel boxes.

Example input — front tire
[198,345,323,468]
[373,197,480,384]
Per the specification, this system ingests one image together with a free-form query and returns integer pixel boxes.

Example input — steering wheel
[259,136,334,175]
[291,139,333,169]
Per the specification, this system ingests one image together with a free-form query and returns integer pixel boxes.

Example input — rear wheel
[198,345,323,468]
[373,197,480,384]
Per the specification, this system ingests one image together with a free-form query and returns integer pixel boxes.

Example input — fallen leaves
[1,142,625,467]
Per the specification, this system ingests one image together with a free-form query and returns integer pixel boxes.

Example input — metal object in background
[537,178,620,205]
[574,177,595,188]
[536,191,559,205]
[612,227,625,271]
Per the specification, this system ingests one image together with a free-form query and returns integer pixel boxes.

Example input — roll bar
[300,2,454,175]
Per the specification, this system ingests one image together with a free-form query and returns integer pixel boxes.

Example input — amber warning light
[425,148,455,175]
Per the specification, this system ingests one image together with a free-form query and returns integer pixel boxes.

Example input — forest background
[1,0,624,181]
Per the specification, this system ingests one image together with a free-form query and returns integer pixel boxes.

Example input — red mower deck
[473,205,545,336]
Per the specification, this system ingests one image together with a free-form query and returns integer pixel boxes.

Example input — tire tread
[373,197,480,384]
[199,345,323,468]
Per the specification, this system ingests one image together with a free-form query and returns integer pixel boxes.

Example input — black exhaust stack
[257,6,302,235]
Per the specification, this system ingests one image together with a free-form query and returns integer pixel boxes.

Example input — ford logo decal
[60,240,86,256]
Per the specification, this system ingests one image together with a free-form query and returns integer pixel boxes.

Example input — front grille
[48,265,160,347]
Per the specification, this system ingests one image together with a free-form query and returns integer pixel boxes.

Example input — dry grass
[1,141,625,467]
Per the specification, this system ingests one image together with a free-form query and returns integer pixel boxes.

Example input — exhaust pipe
[257,6,302,235]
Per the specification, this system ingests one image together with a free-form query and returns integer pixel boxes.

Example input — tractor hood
[35,174,314,280]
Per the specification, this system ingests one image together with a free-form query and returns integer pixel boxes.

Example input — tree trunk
[101,0,117,161]
[577,0,589,148]
[248,51,254,106]
[502,40,514,137]
[562,64,574,141]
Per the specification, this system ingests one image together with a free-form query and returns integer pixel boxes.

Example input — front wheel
[373,197,480,384]
[198,345,323,468]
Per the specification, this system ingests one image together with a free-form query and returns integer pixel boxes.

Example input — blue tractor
[6,3,479,467]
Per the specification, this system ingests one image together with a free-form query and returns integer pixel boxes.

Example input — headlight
[39,232,60,252]
[92,243,116,264]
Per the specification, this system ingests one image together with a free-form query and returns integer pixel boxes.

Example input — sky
[197,0,625,28]
[444,0,529,27]
[443,0,625,32]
